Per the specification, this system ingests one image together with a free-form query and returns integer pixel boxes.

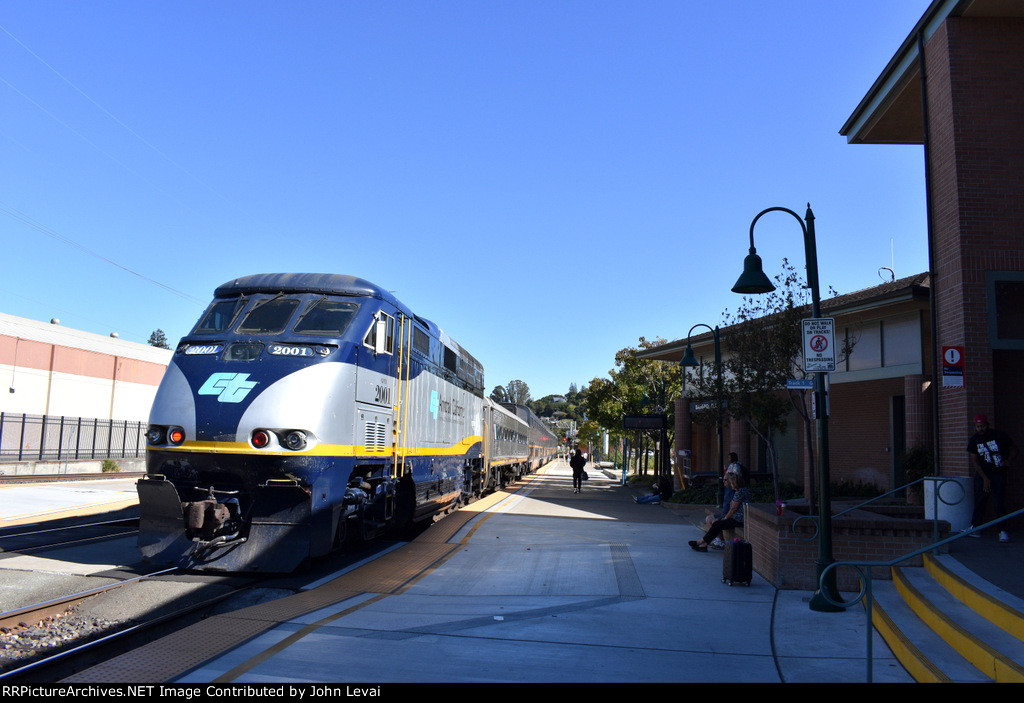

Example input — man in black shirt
[967,414,1018,541]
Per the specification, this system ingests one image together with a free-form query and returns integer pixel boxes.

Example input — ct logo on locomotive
[198,372,259,403]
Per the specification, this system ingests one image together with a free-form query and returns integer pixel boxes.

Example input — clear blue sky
[1,1,932,400]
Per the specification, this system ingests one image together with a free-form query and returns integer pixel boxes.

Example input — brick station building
[638,273,933,496]
[642,1,1024,531]
[843,0,1024,524]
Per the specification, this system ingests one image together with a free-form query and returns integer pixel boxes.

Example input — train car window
[224,342,263,361]
[237,298,300,334]
[194,299,245,334]
[443,346,457,373]
[294,300,360,336]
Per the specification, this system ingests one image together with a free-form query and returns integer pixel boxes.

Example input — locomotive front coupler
[182,486,244,540]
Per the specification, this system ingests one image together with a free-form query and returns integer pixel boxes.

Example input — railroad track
[0,518,139,554]
[0,514,428,682]
[0,514,236,681]
[0,569,274,683]
[0,567,177,632]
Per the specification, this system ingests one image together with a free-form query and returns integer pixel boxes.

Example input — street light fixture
[733,203,842,613]
[679,324,724,507]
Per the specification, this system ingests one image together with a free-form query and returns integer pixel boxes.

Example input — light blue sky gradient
[1,1,932,399]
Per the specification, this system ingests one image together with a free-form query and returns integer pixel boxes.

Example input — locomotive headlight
[146,426,165,445]
[283,430,307,451]
[251,430,272,449]
[167,427,186,446]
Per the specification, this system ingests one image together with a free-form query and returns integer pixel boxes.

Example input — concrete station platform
[0,478,139,528]
[61,461,915,684]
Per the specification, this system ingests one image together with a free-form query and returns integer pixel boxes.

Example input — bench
[722,525,745,541]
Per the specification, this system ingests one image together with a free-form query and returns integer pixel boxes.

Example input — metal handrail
[816,504,1024,682]
[792,475,967,548]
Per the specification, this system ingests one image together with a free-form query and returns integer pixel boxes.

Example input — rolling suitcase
[722,539,752,586]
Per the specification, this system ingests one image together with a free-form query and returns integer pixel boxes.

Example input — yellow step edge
[893,566,1024,682]
[867,595,951,683]
[924,552,1024,642]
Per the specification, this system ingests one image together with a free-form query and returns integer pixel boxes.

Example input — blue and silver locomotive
[139,273,556,571]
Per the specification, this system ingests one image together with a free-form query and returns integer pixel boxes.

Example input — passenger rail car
[138,273,554,572]
[500,403,559,472]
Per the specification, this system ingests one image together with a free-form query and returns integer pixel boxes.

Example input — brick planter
[746,503,950,591]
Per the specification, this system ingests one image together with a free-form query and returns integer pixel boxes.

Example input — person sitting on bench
[689,473,750,552]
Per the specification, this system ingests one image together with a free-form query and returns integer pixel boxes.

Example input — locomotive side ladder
[392,315,413,481]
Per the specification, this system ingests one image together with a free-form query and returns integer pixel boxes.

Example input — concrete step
[870,552,1024,682]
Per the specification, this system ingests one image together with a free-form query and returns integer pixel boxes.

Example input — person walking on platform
[569,448,587,494]
[968,414,1018,542]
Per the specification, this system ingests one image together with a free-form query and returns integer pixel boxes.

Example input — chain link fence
[0,413,146,463]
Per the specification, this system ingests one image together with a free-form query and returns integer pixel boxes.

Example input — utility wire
[0,199,204,305]
[0,22,257,223]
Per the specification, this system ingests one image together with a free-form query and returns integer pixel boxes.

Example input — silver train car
[138,273,557,571]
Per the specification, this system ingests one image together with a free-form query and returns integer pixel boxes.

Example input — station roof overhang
[634,273,931,364]
[840,0,1024,145]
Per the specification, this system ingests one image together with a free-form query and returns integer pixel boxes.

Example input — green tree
[148,329,170,349]
[582,337,681,475]
[686,259,853,503]
[497,379,531,405]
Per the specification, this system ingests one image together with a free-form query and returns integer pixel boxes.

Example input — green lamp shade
[732,252,775,294]
[679,345,699,367]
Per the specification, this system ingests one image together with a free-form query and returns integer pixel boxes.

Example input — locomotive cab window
[195,299,246,334]
[237,297,300,334]
[363,312,395,354]
[294,299,360,336]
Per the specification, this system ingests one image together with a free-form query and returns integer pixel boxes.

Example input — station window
[882,315,919,367]
[843,314,921,371]
[988,272,1024,349]
[846,322,881,371]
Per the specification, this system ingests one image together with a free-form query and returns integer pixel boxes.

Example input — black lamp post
[732,204,842,612]
[679,324,724,507]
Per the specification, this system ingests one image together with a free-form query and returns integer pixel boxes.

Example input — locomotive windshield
[194,294,362,339]
[194,299,245,334]
[294,299,360,336]
[237,297,300,334]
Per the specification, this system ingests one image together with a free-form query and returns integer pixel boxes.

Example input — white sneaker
[1000,531,1010,543]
